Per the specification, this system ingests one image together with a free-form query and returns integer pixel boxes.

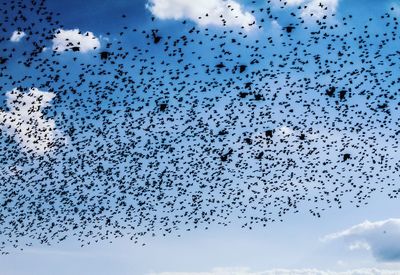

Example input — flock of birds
[0,0,399,253]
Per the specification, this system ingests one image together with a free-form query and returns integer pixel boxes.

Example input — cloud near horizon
[147,267,400,275]
[324,219,400,262]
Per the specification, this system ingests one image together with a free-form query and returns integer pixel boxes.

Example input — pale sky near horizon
[2,192,400,275]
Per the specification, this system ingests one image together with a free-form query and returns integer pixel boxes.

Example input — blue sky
[1,0,400,274]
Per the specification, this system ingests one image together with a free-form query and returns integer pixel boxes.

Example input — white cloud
[349,241,371,251]
[271,19,282,29]
[146,0,256,29]
[324,219,400,262]
[10,30,26,42]
[271,0,339,20]
[52,29,100,53]
[286,0,306,5]
[277,126,293,136]
[148,267,400,275]
[301,0,339,19]
[271,0,306,7]
[0,88,66,154]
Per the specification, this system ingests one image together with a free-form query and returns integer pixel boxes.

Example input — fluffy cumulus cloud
[148,267,400,275]
[52,29,100,53]
[146,0,256,29]
[324,219,400,262]
[10,30,26,42]
[0,88,66,154]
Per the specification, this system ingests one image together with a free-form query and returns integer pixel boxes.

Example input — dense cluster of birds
[0,0,399,253]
